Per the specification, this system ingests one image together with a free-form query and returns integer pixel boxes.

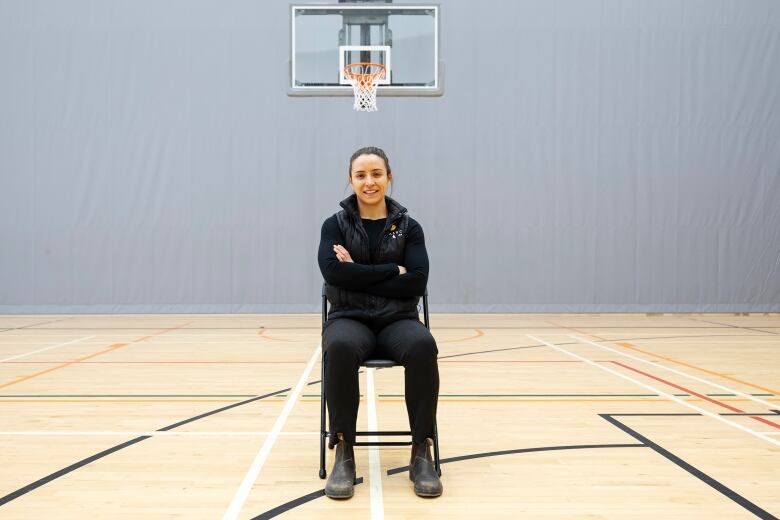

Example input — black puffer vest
[325,194,420,325]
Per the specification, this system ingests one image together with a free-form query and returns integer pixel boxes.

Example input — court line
[527,335,780,447]
[0,322,192,390]
[257,329,298,342]
[439,328,484,343]
[609,361,780,431]
[222,343,321,520]
[0,387,291,507]
[366,368,385,520]
[0,399,263,403]
[543,321,780,395]
[0,431,318,437]
[0,394,260,397]
[683,315,779,336]
[250,478,366,520]
[385,443,646,475]
[612,341,779,395]
[0,336,94,363]
[6,398,778,404]
[602,415,779,520]
[544,319,604,340]
[570,334,778,411]
[0,343,129,390]
[0,317,72,332]
[0,361,308,364]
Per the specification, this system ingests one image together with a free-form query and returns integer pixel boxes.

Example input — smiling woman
[316,146,442,500]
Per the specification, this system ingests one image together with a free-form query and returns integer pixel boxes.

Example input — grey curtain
[1,0,778,312]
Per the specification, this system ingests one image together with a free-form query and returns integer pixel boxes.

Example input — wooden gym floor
[0,313,778,519]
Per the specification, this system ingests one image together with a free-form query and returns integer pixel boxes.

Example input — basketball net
[344,62,386,112]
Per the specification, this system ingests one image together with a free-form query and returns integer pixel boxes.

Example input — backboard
[290,4,441,96]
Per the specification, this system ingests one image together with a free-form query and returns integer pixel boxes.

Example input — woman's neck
[357,198,388,220]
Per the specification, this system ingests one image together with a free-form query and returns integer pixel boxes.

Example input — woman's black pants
[322,317,439,445]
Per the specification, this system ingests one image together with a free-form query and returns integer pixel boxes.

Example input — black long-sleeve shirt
[318,214,429,299]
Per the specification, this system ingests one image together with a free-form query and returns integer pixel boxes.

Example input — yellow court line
[0,322,192,390]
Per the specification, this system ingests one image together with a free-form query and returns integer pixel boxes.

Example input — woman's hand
[333,244,354,263]
[398,266,407,275]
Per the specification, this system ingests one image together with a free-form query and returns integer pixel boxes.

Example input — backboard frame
[288,3,442,97]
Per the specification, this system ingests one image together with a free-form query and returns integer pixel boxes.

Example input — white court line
[527,335,780,447]
[366,368,385,520]
[569,334,779,411]
[0,336,95,363]
[0,431,318,437]
[222,343,321,520]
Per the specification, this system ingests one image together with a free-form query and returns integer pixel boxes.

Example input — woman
[318,146,442,499]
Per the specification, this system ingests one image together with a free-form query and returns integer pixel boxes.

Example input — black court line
[251,444,644,519]
[438,344,544,359]
[385,443,644,475]
[0,318,72,332]
[0,388,290,506]
[601,414,779,520]
[683,316,779,336]
[250,477,365,520]
[439,333,779,361]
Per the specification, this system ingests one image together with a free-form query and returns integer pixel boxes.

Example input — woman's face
[349,154,391,207]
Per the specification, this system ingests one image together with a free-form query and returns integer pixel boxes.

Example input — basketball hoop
[344,62,386,112]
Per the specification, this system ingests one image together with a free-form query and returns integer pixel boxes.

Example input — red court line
[611,361,780,431]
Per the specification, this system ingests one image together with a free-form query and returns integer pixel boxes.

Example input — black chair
[319,283,441,479]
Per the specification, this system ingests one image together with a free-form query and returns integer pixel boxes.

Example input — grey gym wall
[1,0,779,313]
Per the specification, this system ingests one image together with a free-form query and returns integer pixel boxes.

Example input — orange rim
[343,62,386,85]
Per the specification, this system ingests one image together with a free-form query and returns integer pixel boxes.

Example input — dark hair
[348,146,392,175]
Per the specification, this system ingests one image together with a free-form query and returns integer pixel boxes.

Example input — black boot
[325,433,356,499]
[409,438,443,497]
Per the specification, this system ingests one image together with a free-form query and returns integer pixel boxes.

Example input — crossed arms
[317,215,428,299]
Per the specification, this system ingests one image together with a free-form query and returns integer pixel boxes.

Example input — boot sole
[325,491,354,499]
[414,488,443,498]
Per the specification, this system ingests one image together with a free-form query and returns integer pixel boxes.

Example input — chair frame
[319,283,441,479]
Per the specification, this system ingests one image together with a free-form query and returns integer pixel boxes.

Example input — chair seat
[362,359,399,368]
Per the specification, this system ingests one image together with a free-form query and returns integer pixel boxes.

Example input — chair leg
[432,421,442,476]
[319,353,327,479]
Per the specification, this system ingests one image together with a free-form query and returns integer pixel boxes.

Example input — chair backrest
[321,282,429,332]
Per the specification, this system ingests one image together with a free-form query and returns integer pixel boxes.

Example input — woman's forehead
[352,154,385,169]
